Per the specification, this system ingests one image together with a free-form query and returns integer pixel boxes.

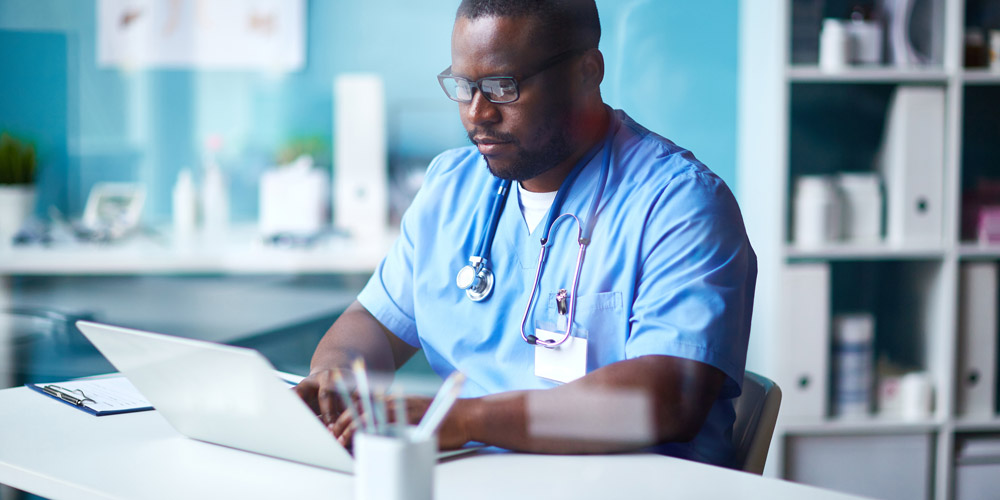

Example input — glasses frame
[437,48,586,104]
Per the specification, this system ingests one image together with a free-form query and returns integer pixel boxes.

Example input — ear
[579,48,605,90]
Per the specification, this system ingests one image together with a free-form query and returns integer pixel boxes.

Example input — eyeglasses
[437,48,585,104]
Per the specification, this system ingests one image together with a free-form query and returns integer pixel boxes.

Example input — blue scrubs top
[357,109,757,466]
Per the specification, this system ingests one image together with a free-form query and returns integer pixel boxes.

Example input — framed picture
[83,183,146,235]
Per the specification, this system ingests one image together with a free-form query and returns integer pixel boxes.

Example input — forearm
[309,301,412,376]
[453,355,725,454]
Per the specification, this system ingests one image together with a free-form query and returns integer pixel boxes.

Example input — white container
[899,371,934,420]
[989,30,1000,72]
[836,173,883,243]
[820,19,850,72]
[847,20,883,65]
[0,185,35,247]
[793,176,842,247]
[354,429,435,500]
[172,169,197,248]
[832,313,875,417]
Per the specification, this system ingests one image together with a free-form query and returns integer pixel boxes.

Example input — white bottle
[201,155,229,243]
[172,168,197,248]
[820,18,850,73]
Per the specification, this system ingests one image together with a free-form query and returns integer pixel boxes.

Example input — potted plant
[0,132,37,244]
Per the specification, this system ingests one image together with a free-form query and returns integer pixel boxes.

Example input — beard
[468,119,574,183]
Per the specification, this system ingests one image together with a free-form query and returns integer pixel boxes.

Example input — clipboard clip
[43,385,96,406]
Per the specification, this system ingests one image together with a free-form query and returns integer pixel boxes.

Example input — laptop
[75,320,363,473]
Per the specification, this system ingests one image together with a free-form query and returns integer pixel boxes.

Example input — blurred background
[4,0,1000,499]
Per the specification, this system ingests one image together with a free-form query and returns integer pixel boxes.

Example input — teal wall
[0,0,738,223]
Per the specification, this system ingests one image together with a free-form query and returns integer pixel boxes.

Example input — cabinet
[739,0,1000,498]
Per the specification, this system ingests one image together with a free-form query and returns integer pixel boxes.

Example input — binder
[777,262,831,419]
[957,261,998,418]
[27,376,153,416]
[877,86,945,246]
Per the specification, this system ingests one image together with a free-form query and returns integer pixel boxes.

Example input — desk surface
[0,386,867,500]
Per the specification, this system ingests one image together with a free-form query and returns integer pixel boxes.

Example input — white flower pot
[0,185,36,246]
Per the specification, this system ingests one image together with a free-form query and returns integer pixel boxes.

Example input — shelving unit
[740,1,1000,499]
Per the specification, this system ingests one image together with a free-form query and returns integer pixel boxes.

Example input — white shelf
[958,243,1000,259]
[962,70,1000,85]
[781,416,944,436]
[0,225,396,275]
[785,243,946,261]
[953,419,1000,433]
[787,66,950,84]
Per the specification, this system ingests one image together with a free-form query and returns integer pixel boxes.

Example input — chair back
[731,371,782,474]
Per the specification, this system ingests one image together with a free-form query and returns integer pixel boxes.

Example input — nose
[464,89,501,127]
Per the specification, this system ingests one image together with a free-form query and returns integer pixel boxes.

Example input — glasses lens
[481,78,518,103]
[441,77,472,102]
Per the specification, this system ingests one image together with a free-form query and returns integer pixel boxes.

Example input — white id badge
[534,328,588,384]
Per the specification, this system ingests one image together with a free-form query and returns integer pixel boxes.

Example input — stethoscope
[455,115,618,348]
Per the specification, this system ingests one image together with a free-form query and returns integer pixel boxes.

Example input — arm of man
[437,354,726,453]
[294,300,419,426]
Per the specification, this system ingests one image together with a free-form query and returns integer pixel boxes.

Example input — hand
[331,395,474,450]
[294,369,349,427]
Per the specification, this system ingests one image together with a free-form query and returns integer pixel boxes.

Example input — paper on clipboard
[27,376,153,416]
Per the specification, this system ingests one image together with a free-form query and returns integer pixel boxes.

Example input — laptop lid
[75,320,355,473]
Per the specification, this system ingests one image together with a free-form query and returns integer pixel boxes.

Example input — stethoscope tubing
[519,213,588,346]
[460,108,620,348]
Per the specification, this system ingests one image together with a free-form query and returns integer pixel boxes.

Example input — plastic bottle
[172,169,197,248]
[201,136,229,243]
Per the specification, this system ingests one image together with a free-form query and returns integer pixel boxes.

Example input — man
[296,0,756,467]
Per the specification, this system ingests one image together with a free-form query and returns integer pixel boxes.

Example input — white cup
[899,372,934,421]
[354,428,436,500]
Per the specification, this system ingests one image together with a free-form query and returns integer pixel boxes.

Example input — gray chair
[731,371,782,475]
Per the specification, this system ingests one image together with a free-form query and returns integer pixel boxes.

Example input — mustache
[467,129,519,145]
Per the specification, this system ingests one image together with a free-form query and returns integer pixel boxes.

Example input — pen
[42,385,93,406]
[373,389,388,435]
[352,358,378,433]
[414,372,465,440]
[330,369,361,428]
[393,386,407,437]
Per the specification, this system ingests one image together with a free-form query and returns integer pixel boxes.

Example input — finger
[316,370,341,425]
[334,416,358,450]
[294,379,321,415]
[332,403,355,438]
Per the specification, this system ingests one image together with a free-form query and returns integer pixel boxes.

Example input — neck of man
[518,103,611,193]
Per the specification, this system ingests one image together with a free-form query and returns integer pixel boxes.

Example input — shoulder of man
[613,111,733,204]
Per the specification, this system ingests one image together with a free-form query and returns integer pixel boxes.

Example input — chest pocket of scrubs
[544,291,624,370]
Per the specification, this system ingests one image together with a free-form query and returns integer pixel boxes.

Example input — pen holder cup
[354,428,436,500]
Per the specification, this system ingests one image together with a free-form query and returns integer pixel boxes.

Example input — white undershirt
[516,182,558,233]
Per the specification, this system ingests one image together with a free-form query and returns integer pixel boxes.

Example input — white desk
[0,386,869,500]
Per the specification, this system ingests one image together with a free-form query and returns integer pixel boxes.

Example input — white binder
[778,263,831,419]
[958,261,998,418]
[877,86,945,246]
[333,74,389,240]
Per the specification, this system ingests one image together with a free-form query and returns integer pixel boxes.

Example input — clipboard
[27,376,154,416]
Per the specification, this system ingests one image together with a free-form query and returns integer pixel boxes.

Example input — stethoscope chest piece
[456,258,494,302]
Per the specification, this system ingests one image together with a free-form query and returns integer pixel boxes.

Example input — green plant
[276,135,330,167]
[0,133,36,185]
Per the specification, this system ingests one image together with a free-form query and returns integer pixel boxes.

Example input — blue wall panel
[0,0,738,223]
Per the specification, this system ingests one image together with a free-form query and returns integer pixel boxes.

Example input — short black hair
[456,0,601,51]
